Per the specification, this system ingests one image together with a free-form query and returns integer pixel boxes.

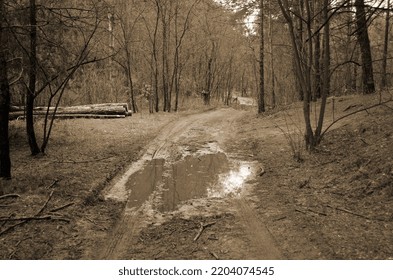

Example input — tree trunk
[258,0,265,113]
[26,0,40,155]
[315,0,330,144]
[125,45,137,113]
[0,0,11,179]
[354,0,375,94]
[381,0,390,89]
[268,0,276,108]
[313,0,321,101]
[153,1,160,113]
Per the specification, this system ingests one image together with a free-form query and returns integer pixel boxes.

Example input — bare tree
[26,0,40,155]
[7,1,107,154]
[172,0,199,111]
[258,0,265,113]
[277,0,331,149]
[354,0,375,93]
[381,0,390,89]
[0,0,11,180]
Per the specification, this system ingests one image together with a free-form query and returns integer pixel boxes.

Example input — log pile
[9,103,131,120]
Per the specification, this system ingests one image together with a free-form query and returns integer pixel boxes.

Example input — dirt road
[99,108,282,260]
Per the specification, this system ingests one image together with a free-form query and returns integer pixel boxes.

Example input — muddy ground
[0,93,392,260]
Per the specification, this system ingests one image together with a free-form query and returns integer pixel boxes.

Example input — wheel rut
[99,108,282,259]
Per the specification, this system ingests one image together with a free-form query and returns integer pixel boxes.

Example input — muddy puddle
[106,150,256,213]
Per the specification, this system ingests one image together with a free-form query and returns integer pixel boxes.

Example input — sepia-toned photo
[0,0,392,264]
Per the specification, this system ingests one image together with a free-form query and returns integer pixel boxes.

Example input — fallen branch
[0,194,20,200]
[49,202,74,213]
[326,205,382,221]
[36,190,54,216]
[272,216,287,222]
[209,250,219,260]
[0,191,56,236]
[0,221,26,236]
[47,180,59,189]
[193,222,216,242]
[343,104,362,112]
[295,208,307,214]
[8,238,31,259]
[1,214,14,227]
[0,215,70,223]
[308,208,327,216]
[320,99,393,140]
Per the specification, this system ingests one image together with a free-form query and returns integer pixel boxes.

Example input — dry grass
[1,111,181,259]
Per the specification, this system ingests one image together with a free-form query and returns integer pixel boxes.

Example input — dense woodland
[0,0,392,180]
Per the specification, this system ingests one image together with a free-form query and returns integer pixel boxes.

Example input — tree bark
[153,1,160,113]
[354,0,375,94]
[258,0,265,113]
[0,0,11,179]
[268,0,276,108]
[315,0,330,144]
[26,0,40,155]
[381,0,390,89]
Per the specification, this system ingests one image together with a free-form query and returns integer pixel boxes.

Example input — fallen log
[14,114,126,120]
[33,103,129,112]
[83,103,129,111]
[9,103,132,120]
[53,106,127,115]
[9,105,25,112]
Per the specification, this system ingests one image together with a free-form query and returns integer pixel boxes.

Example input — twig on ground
[49,202,74,213]
[344,104,361,111]
[295,208,307,214]
[0,215,70,223]
[1,214,14,228]
[193,222,216,242]
[209,250,219,260]
[84,216,98,225]
[0,221,26,236]
[308,208,327,216]
[47,180,59,189]
[0,191,57,236]
[0,194,20,200]
[8,238,31,259]
[360,138,369,145]
[272,216,287,222]
[36,190,54,216]
[320,160,337,166]
[326,205,385,221]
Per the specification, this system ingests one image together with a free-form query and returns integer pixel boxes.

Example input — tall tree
[26,0,40,155]
[268,0,276,108]
[354,0,375,94]
[278,0,331,149]
[0,0,11,180]
[381,0,390,89]
[258,0,265,113]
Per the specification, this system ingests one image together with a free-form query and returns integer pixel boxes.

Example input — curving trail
[100,108,282,260]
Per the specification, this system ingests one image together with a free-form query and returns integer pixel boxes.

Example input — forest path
[100,107,282,260]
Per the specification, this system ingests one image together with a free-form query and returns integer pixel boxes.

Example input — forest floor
[0,93,392,260]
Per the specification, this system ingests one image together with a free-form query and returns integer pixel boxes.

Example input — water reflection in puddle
[122,152,255,212]
[159,153,229,212]
[208,163,253,198]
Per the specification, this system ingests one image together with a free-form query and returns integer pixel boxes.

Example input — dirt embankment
[233,94,393,259]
